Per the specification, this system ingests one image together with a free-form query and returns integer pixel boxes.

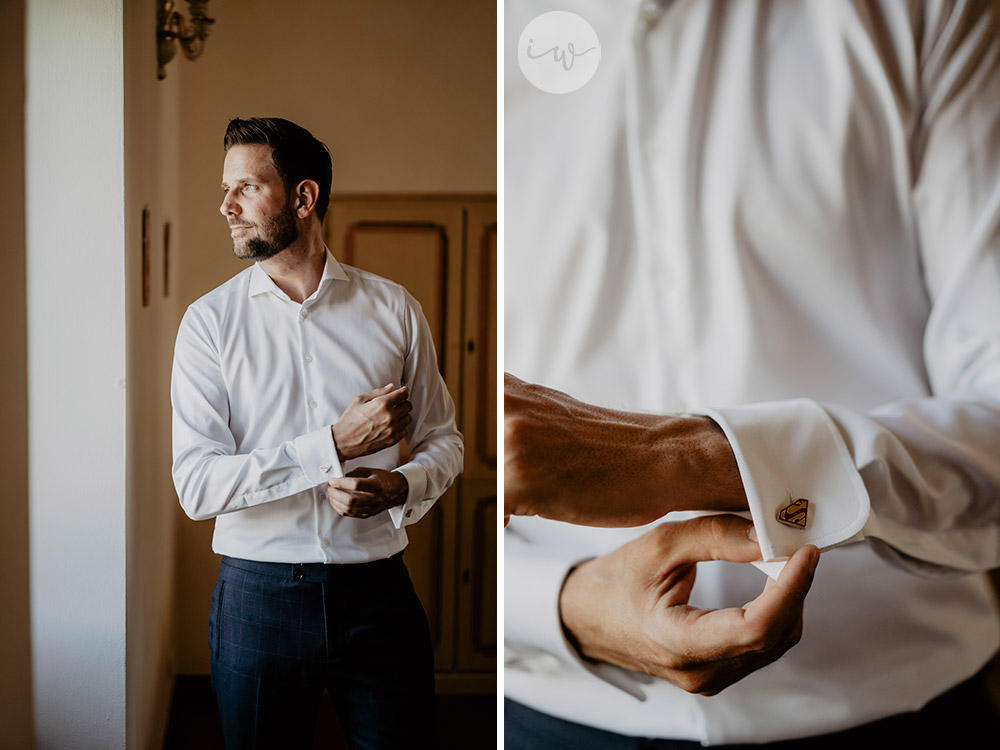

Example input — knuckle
[782,621,804,650]
[742,622,781,654]
[673,672,708,695]
[704,514,735,544]
[502,454,525,488]
[503,415,527,446]
[649,641,695,673]
[657,652,690,673]
[644,523,677,554]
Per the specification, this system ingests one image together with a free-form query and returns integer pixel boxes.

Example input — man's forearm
[504,374,747,527]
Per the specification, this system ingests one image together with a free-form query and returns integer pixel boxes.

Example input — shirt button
[640,0,663,26]
[322,539,330,548]
[300,310,308,318]
[310,400,318,409]
[305,355,313,363]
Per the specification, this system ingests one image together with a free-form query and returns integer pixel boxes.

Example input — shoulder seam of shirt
[188,265,255,309]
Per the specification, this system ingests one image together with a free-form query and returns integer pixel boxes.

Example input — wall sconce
[157,0,214,80]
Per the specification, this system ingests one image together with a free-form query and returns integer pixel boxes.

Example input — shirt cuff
[292,425,343,486]
[387,463,428,528]
[505,552,649,700]
[704,399,870,563]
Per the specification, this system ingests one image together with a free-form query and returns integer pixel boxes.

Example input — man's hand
[504,373,746,527]
[326,467,409,518]
[560,515,820,695]
[332,384,412,461]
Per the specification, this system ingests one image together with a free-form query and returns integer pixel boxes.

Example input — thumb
[659,515,762,566]
[740,544,819,637]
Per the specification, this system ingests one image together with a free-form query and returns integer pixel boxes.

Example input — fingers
[654,515,761,567]
[659,544,818,694]
[329,470,385,494]
[380,385,410,406]
[746,545,819,629]
[685,545,818,667]
[329,472,375,489]
[328,489,378,517]
[327,468,406,518]
[327,474,375,516]
[358,383,395,402]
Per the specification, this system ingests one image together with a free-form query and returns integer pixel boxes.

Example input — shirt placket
[625,0,695,413]
[296,297,332,560]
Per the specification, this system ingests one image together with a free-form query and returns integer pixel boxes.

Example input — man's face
[220,144,299,262]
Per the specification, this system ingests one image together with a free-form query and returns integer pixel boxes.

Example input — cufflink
[776,498,810,529]
[319,463,331,474]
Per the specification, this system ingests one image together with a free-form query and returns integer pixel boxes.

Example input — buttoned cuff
[388,464,428,528]
[505,553,649,700]
[704,399,870,564]
[292,425,343,485]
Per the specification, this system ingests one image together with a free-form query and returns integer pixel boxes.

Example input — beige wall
[124,1,184,747]
[172,0,496,674]
[0,0,34,747]
[177,0,495,308]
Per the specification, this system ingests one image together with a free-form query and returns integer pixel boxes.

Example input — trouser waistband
[220,552,404,583]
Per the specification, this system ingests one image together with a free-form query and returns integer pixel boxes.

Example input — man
[171,117,463,749]
[505,0,1000,747]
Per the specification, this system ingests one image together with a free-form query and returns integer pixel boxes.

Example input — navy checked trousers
[209,553,438,749]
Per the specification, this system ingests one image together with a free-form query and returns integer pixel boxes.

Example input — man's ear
[293,179,320,219]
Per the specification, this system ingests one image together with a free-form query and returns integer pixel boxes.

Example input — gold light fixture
[157,0,214,80]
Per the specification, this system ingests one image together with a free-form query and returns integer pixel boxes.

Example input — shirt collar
[248,248,349,299]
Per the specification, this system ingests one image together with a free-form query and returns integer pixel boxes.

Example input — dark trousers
[210,553,438,750]
[504,670,1000,748]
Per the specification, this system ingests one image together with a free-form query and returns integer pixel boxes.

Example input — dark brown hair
[224,117,333,222]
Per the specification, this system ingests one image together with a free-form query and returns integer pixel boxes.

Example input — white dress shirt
[505,0,1000,743]
[172,250,463,563]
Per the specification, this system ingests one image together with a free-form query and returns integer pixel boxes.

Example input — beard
[232,201,299,262]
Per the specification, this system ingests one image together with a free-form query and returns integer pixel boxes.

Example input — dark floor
[162,676,495,749]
